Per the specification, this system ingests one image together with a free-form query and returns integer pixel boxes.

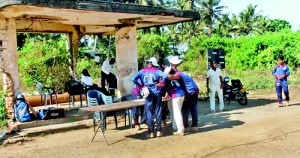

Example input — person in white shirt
[81,69,110,95]
[206,60,224,113]
[81,69,93,86]
[101,58,117,90]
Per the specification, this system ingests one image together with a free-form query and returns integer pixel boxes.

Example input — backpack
[14,101,31,122]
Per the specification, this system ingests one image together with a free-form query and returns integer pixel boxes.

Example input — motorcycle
[222,77,248,106]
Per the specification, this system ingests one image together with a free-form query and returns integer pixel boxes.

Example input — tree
[232,4,265,36]
[197,0,227,36]
[137,34,172,68]
[264,19,292,32]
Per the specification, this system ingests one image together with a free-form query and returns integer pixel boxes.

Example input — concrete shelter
[0,0,199,117]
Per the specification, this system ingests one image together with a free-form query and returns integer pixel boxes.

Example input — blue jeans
[145,93,162,133]
[132,106,146,125]
[182,93,199,128]
[276,81,289,104]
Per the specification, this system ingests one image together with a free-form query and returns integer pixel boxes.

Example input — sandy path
[1,89,300,158]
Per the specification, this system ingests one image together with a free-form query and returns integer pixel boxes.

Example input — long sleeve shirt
[101,60,118,77]
[132,66,167,94]
[272,64,290,83]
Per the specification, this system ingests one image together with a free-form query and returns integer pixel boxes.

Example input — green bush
[76,57,101,82]
[18,34,70,93]
[0,91,7,129]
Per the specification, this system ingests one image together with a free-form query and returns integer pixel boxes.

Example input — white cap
[168,55,182,65]
[146,57,159,67]
[164,66,171,74]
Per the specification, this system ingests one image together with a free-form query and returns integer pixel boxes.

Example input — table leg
[91,112,109,145]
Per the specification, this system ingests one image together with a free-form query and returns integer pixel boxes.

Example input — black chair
[65,80,85,107]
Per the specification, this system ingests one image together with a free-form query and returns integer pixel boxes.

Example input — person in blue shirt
[132,57,168,138]
[163,67,185,136]
[167,56,199,132]
[272,56,290,107]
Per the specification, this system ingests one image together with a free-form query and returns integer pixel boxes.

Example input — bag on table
[38,107,65,120]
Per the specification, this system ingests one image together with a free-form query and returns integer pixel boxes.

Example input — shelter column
[0,18,20,117]
[115,25,138,95]
[69,26,81,79]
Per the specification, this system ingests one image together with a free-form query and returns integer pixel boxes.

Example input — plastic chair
[65,80,85,108]
[36,82,58,106]
[121,94,133,128]
[99,92,118,129]
[87,90,117,130]
[87,90,103,133]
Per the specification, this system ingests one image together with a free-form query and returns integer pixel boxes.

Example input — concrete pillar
[69,26,80,79]
[0,18,20,117]
[115,25,138,95]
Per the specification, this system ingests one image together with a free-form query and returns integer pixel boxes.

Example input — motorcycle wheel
[237,95,248,106]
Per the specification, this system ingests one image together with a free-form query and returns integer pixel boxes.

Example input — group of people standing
[132,56,199,138]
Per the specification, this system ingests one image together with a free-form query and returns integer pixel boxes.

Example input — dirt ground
[1,88,300,158]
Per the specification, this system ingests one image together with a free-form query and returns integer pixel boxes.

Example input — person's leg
[173,97,185,132]
[181,99,190,129]
[282,82,290,102]
[155,93,163,133]
[167,100,176,129]
[189,93,199,127]
[140,106,147,125]
[145,94,155,133]
[132,107,139,126]
[101,71,106,89]
[276,83,283,105]
[217,88,224,111]
[210,86,217,112]
[161,101,168,124]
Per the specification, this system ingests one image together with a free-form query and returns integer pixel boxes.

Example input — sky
[219,0,300,30]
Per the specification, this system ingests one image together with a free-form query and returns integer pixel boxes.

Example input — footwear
[279,104,285,107]
[211,110,216,113]
[286,101,290,106]
[219,109,224,112]
[190,127,198,132]
[184,128,190,132]
[135,125,142,130]
[156,131,163,137]
[173,131,185,136]
[146,132,155,138]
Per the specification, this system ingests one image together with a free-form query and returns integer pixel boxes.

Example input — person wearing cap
[167,56,199,132]
[163,66,185,136]
[272,56,290,107]
[132,57,167,138]
[206,60,224,113]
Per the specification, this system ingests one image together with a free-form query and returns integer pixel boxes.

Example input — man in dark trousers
[272,56,290,107]
[101,58,117,94]
[132,57,167,138]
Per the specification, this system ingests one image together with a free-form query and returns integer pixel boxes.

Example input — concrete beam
[115,24,138,95]
[15,20,76,33]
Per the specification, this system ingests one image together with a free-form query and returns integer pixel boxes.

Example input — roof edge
[0,0,200,20]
